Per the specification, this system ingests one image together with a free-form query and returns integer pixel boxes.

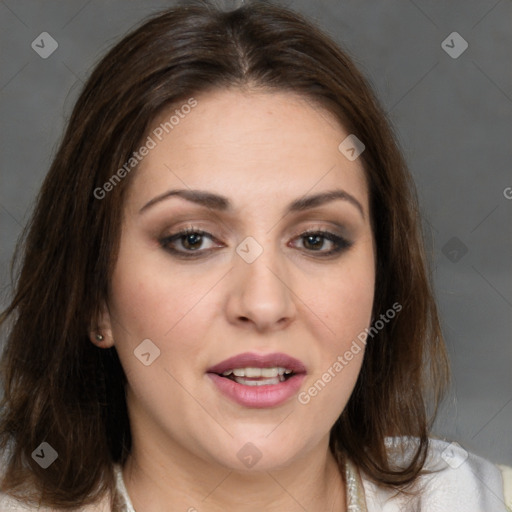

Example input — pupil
[305,235,322,250]
[184,233,202,250]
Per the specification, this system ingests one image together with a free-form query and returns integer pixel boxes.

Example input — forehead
[127,89,369,214]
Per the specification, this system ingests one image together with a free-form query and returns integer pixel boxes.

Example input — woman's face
[100,89,375,471]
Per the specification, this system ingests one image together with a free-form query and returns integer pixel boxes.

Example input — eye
[291,230,352,257]
[159,228,222,257]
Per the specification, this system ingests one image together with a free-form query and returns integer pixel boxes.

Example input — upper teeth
[222,367,292,378]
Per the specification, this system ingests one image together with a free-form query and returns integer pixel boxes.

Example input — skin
[91,88,375,512]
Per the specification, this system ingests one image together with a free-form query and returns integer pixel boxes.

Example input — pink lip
[206,352,307,408]
[206,352,307,375]
[207,373,306,408]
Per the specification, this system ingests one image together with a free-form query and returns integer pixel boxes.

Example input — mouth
[206,352,307,408]
[219,366,296,386]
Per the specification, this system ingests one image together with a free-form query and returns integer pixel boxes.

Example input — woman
[0,1,509,510]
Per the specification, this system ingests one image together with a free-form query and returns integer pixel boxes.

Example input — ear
[89,300,115,348]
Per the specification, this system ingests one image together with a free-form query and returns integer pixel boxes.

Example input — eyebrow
[139,188,365,218]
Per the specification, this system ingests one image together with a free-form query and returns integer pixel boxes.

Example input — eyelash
[159,227,352,259]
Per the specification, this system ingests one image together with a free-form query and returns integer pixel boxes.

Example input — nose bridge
[229,233,296,329]
[236,234,286,295]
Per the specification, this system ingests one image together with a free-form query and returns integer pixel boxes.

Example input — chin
[202,432,312,473]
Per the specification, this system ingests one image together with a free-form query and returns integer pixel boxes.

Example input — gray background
[1,0,511,467]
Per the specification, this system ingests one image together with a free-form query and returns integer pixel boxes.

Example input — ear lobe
[89,300,115,348]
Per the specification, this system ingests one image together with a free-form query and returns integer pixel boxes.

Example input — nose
[225,241,297,332]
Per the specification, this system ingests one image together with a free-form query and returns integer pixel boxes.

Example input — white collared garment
[112,437,510,512]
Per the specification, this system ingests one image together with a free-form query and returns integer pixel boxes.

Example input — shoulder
[360,436,510,512]
[498,464,512,511]
[0,445,118,511]
[0,491,112,512]
[0,455,113,512]
[0,447,40,510]
[0,488,113,512]
[0,492,36,511]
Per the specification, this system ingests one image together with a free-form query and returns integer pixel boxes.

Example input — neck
[122,435,346,512]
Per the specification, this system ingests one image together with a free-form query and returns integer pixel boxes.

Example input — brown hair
[0,0,449,508]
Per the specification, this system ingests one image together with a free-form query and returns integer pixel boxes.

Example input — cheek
[107,255,210,399]
[296,250,374,412]
[312,256,375,349]
[107,246,224,387]
[297,281,371,426]
[108,244,205,340]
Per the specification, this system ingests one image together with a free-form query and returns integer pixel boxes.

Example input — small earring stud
[95,333,104,342]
